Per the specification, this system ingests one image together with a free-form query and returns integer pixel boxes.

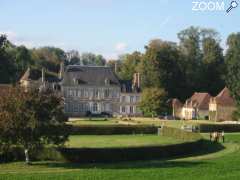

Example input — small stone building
[172,98,183,119]
[209,87,237,122]
[181,92,211,120]
[19,67,61,92]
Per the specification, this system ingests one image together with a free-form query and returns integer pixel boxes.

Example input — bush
[160,126,202,141]
[199,124,240,132]
[58,140,204,163]
[67,125,158,135]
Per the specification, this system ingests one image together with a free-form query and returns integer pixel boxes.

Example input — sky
[0,0,239,59]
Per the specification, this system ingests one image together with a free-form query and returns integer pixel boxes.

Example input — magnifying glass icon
[226,1,238,13]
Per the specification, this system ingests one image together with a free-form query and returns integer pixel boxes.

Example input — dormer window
[105,78,110,85]
[77,79,86,84]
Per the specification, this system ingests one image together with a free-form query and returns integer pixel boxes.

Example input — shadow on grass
[32,159,208,170]
[31,140,224,170]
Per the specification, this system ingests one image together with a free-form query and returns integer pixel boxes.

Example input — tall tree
[81,53,106,66]
[225,33,240,104]
[138,39,185,99]
[201,37,225,95]
[139,87,168,117]
[0,35,16,83]
[119,51,142,80]
[0,87,68,164]
[15,46,33,78]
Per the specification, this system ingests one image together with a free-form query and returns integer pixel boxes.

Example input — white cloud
[0,31,17,41]
[115,42,127,52]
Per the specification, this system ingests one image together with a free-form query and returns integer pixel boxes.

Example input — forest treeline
[1,26,240,116]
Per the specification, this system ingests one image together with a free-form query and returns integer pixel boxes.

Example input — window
[93,103,98,112]
[121,96,126,103]
[77,90,81,97]
[94,89,99,98]
[130,106,134,114]
[69,90,73,97]
[78,103,84,112]
[136,96,140,102]
[122,106,125,113]
[130,96,134,103]
[104,89,110,98]
[73,103,78,112]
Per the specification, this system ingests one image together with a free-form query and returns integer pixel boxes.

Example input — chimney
[59,62,64,79]
[137,73,140,89]
[132,73,137,90]
[41,68,45,83]
[114,62,118,74]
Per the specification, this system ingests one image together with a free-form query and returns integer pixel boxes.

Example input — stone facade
[209,87,236,122]
[62,65,141,117]
[172,93,211,120]
[20,65,142,117]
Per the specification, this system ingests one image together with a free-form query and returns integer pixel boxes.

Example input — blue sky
[0,0,239,59]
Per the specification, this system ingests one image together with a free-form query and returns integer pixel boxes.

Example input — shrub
[67,125,158,135]
[199,124,240,132]
[160,126,202,141]
[58,140,204,163]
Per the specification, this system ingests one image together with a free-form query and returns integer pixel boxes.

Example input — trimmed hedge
[57,140,205,163]
[199,124,240,132]
[67,125,158,135]
[0,147,65,163]
[160,126,202,141]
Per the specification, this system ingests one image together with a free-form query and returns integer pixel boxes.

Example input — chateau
[20,65,142,117]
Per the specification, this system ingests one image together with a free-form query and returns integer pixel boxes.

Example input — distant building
[61,65,141,117]
[209,87,236,122]
[182,92,211,120]
[119,73,142,116]
[19,67,61,92]
[172,98,183,119]
[181,92,211,120]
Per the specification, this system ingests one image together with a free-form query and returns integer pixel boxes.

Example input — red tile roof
[185,92,211,109]
[213,87,236,106]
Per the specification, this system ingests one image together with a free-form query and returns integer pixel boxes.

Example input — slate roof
[185,92,211,109]
[212,87,236,106]
[62,65,120,86]
[20,68,60,83]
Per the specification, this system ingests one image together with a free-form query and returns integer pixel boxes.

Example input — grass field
[67,118,119,126]
[66,135,184,148]
[1,133,240,180]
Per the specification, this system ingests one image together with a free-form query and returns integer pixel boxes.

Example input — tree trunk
[24,148,30,164]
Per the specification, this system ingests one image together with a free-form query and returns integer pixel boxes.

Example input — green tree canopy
[119,51,142,80]
[139,87,168,117]
[0,87,68,163]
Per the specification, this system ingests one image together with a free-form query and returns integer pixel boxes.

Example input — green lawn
[67,118,119,126]
[66,135,184,148]
[1,133,240,179]
[67,117,220,128]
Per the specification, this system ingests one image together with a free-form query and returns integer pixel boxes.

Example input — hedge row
[199,124,240,132]
[160,126,202,141]
[67,125,158,135]
[0,147,64,163]
[1,140,206,163]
